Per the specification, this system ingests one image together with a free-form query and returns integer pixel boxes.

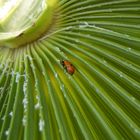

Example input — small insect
[60,60,75,75]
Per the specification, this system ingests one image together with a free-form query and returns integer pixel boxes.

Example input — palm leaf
[0,0,140,140]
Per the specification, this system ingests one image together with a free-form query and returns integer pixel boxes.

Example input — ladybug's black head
[60,60,65,66]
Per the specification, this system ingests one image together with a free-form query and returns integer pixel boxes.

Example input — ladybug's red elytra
[60,60,75,75]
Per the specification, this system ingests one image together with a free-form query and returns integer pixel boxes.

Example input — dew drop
[23,98,28,105]
[11,70,15,77]
[119,74,123,78]
[1,116,5,121]
[16,72,20,83]
[42,71,45,76]
[127,47,132,51]
[55,73,58,78]
[73,113,76,118]
[79,22,89,28]
[55,47,61,52]
[25,55,33,61]
[64,94,67,98]
[23,81,27,93]
[9,112,13,117]
[35,102,40,110]
[119,72,123,78]
[5,130,9,136]
[35,80,38,89]
[60,84,64,90]
[36,95,39,100]
[39,119,45,131]
[95,88,99,93]
[23,97,28,110]
[22,116,27,126]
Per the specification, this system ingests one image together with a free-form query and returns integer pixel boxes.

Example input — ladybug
[60,60,75,75]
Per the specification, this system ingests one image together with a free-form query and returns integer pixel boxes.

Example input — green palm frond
[0,0,140,140]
